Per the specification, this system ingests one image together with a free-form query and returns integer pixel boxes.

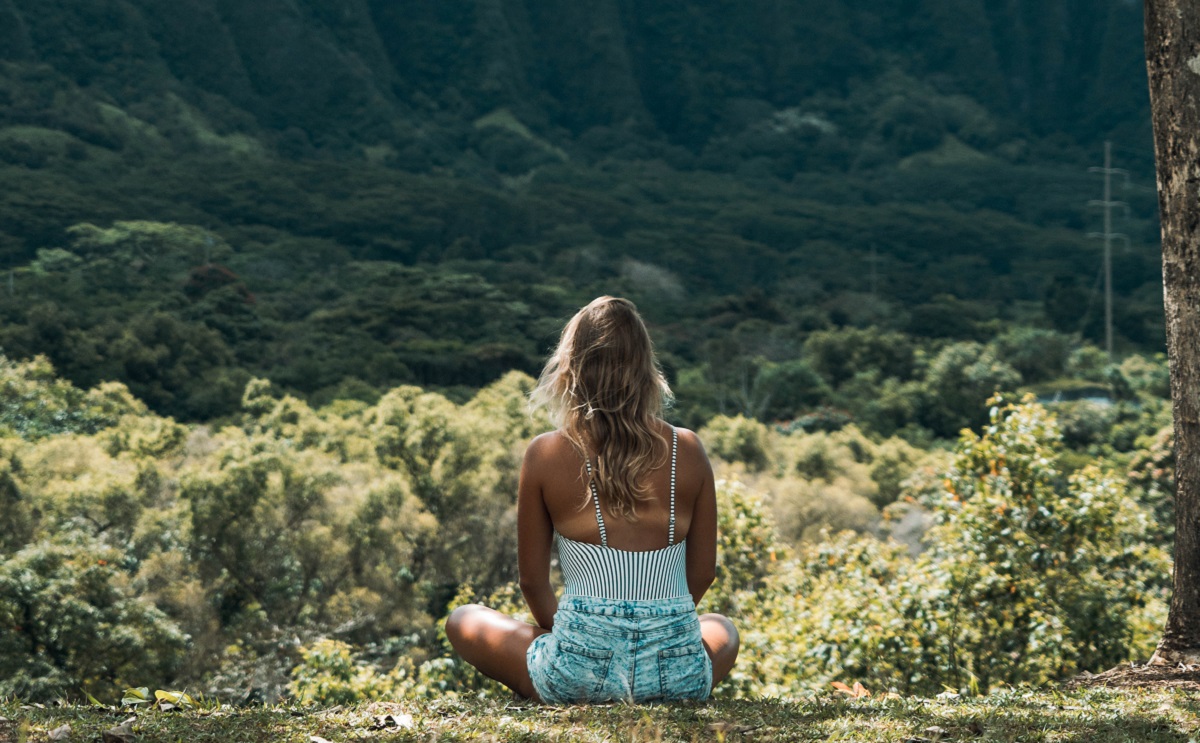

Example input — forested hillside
[0,0,1148,148]
[0,0,1184,706]
[0,0,1163,423]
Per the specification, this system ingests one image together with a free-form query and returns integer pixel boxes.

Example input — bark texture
[1146,0,1200,666]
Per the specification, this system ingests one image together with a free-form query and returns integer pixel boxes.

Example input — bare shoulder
[523,430,574,464]
[669,425,713,474]
[671,426,708,456]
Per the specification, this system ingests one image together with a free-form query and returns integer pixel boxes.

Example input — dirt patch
[1066,663,1200,692]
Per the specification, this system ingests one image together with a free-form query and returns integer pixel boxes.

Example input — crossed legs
[445,604,740,700]
[699,612,740,689]
[445,604,547,700]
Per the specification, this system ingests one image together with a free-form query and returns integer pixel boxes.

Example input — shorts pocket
[657,643,710,701]
[544,640,615,703]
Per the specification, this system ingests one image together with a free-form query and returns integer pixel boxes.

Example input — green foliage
[704,480,782,616]
[288,581,528,706]
[1126,425,1174,542]
[917,342,1022,437]
[987,328,1074,383]
[0,534,187,701]
[0,348,1172,704]
[0,0,1174,713]
[707,423,931,546]
[803,328,915,388]
[700,415,772,472]
[730,398,1168,698]
[0,0,1164,439]
[771,430,883,543]
[0,355,135,439]
[928,398,1168,689]
[288,639,393,706]
[730,532,944,697]
[0,363,543,701]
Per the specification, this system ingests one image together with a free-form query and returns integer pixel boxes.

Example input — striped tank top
[555,427,691,601]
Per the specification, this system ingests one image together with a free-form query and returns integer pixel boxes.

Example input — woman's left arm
[517,436,558,630]
[684,432,718,607]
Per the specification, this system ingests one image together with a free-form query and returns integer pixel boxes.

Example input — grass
[1,688,1197,742]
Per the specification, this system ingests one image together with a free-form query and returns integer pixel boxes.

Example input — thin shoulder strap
[584,427,678,549]
[584,458,608,548]
[669,426,678,546]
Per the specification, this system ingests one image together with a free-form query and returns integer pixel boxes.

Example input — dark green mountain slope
[0,0,1164,428]
[0,0,1148,147]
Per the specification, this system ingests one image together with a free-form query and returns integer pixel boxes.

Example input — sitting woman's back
[446,296,739,704]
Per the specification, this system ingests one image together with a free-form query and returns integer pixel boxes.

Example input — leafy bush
[0,534,188,701]
[700,415,772,472]
[918,342,1021,437]
[0,354,1169,704]
[288,638,393,705]
[0,355,134,439]
[730,398,1169,697]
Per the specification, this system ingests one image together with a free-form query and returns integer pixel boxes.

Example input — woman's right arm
[517,435,558,630]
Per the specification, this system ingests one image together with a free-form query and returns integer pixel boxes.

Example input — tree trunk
[1145,0,1200,666]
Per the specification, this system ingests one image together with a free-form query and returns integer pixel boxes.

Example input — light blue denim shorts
[525,595,713,704]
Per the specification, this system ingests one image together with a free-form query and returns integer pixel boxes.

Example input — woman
[446,296,739,703]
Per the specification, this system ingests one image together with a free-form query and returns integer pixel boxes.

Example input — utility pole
[1088,141,1130,362]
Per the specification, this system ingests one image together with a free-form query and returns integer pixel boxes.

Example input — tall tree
[1145,0,1200,665]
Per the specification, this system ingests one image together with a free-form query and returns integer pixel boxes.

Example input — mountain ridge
[0,0,1150,150]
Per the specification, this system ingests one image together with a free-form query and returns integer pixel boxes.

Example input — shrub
[729,398,1168,697]
[701,415,772,472]
[0,534,188,702]
[288,638,391,705]
[0,355,133,439]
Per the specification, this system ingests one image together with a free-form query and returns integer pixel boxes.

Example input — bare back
[516,420,719,623]
[534,423,707,550]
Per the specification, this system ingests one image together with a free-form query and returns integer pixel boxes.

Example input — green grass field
[3,686,1197,743]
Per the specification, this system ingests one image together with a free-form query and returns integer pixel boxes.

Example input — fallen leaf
[154,691,195,711]
[120,688,151,707]
[310,736,335,743]
[375,713,414,730]
[923,725,946,741]
[48,724,71,741]
[102,717,137,743]
[832,681,871,698]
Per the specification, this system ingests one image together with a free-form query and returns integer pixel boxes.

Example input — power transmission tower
[1088,141,1130,361]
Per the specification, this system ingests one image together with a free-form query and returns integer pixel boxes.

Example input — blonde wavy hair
[530,296,673,520]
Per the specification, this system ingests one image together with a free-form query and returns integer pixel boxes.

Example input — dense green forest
[0,355,1176,701]
[0,0,1179,706]
[0,0,1164,424]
